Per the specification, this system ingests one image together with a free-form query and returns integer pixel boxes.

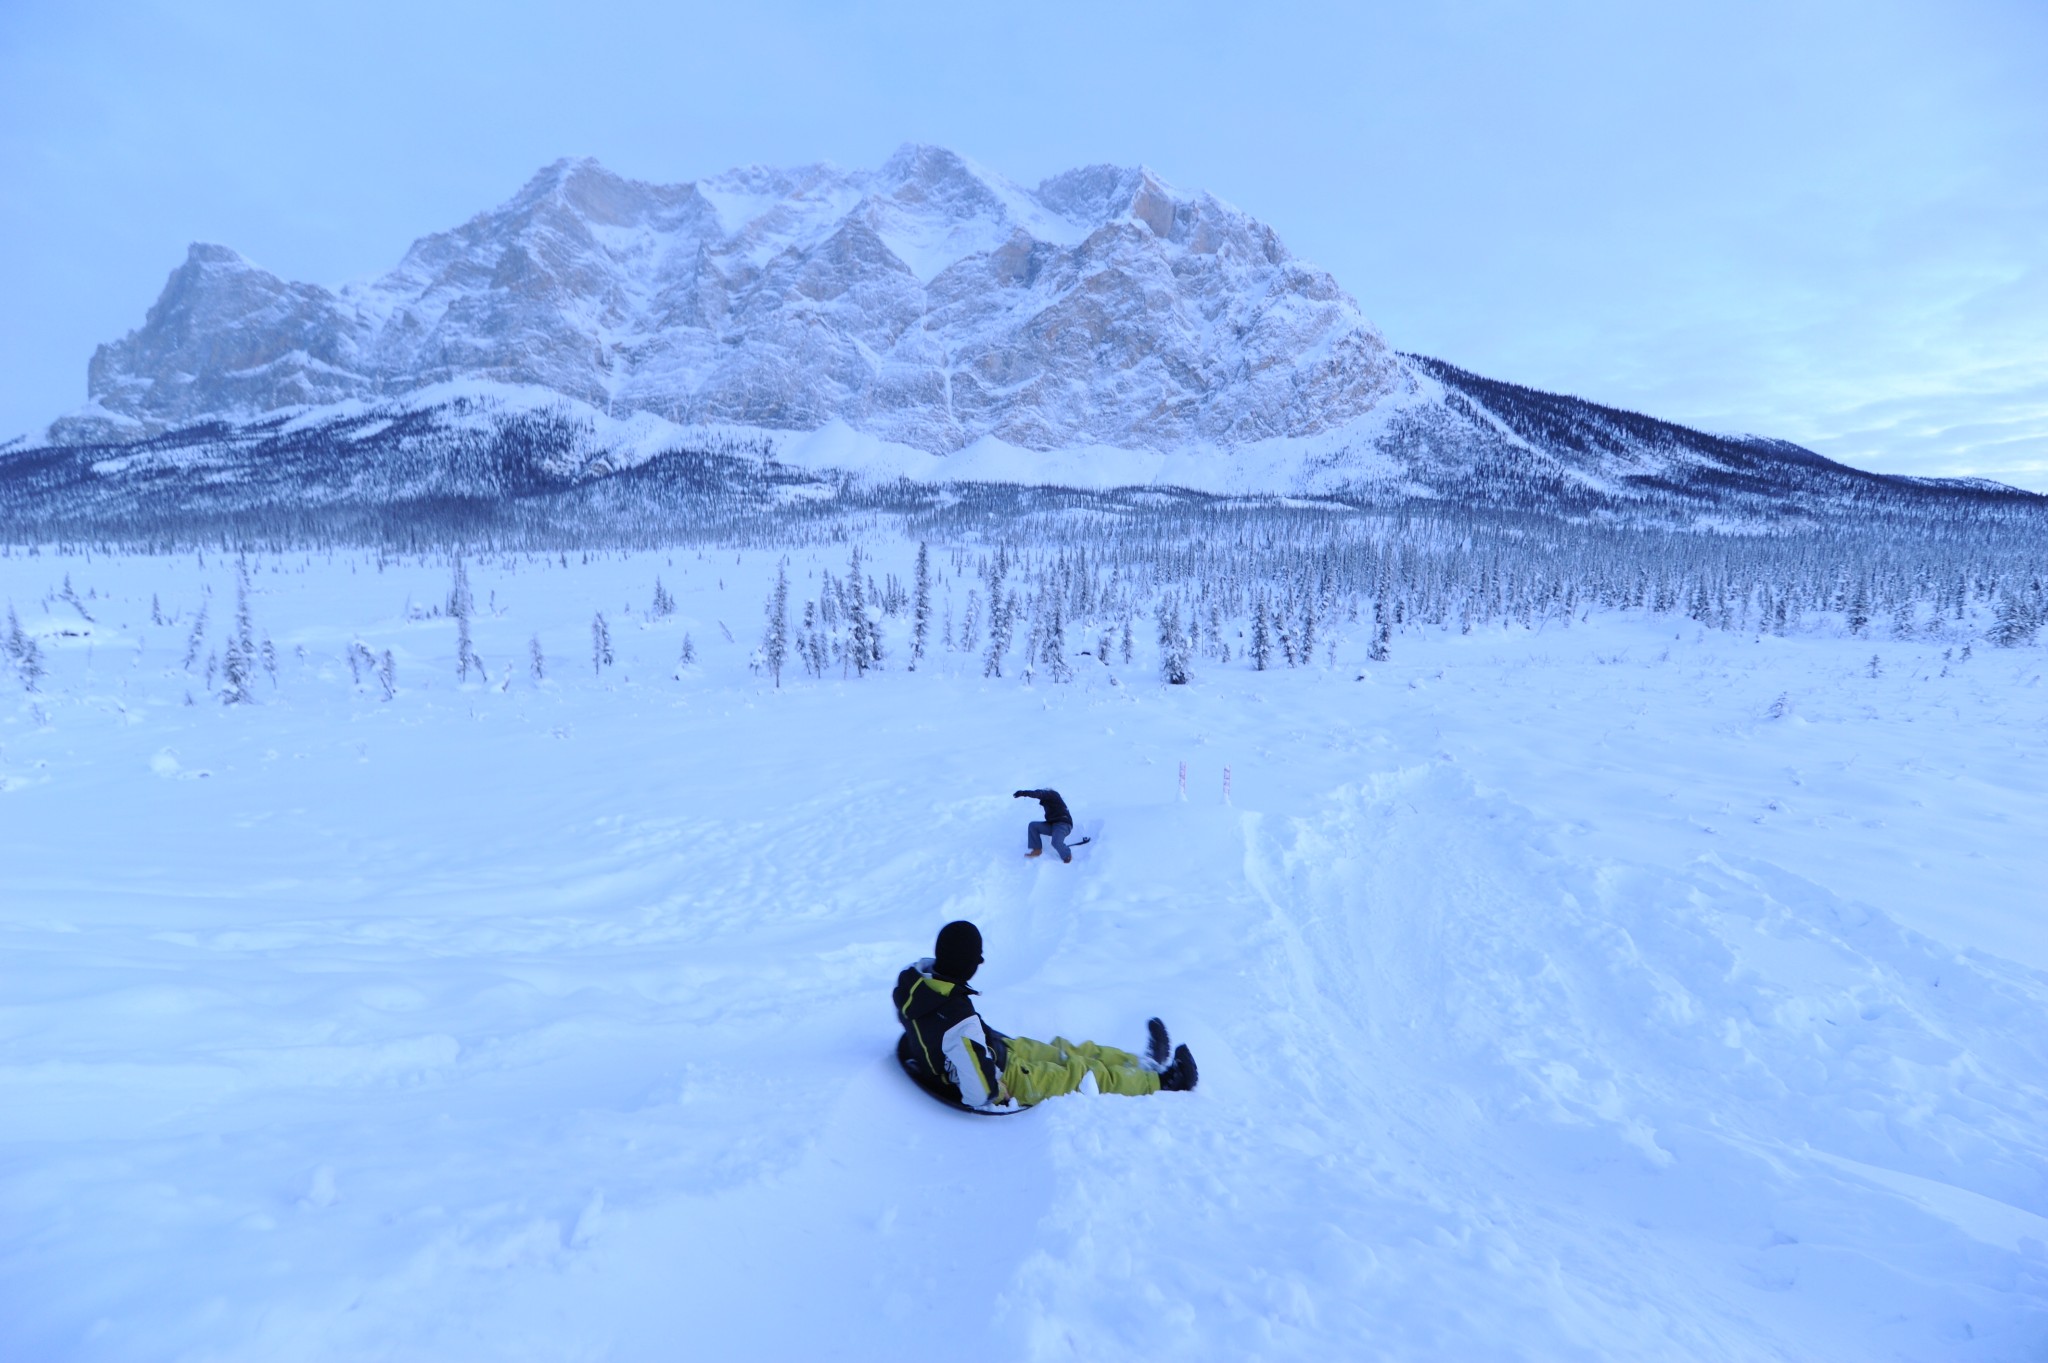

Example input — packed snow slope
[3,547,2047,1362]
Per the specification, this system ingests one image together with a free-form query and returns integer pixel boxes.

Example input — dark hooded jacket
[1016,789,1072,826]
[893,958,1010,1107]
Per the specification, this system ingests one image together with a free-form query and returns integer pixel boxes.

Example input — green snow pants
[1003,1036,1161,1106]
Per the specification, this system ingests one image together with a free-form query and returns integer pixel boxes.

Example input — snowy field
[3,545,2047,1362]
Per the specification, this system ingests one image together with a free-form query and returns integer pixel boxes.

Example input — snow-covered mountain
[53,146,1401,455]
[13,145,2040,530]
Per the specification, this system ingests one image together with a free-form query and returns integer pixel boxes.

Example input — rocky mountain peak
[52,148,1401,453]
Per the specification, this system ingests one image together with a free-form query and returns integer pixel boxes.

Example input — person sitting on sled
[1013,788,1075,862]
[893,920,1197,1110]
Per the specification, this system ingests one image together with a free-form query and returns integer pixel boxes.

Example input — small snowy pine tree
[982,563,1010,679]
[5,604,41,692]
[845,548,872,678]
[220,633,251,704]
[1846,577,1871,637]
[1157,596,1192,685]
[763,562,789,688]
[183,603,208,671]
[1367,587,1391,662]
[910,542,932,671]
[447,556,473,620]
[959,590,981,654]
[1990,587,2039,647]
[1046,592,1073,682]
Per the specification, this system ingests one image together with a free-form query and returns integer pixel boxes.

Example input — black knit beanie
[933,920,983,982]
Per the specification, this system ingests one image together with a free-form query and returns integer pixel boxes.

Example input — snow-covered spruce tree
[592,613,613,675]
[983,562,1011,679]
[796,601,822,678]
[1990,586,2040,647]
[1157,596,1193,685]
[449,558,479,681]
[1847,576,1871,637]
[1251,597,1273,671]
[1368,587,1392,662]
[1889,597,1917,640]
[234,558,256,661]
[378,650,396,700]
[222,636,252,705]
[845,547,872,678]
[762,562,789,688]
[1120,610,1135,666]
[59,573,92,623]
[1276,606,1299,666]
[910,541,932,671]
[959,589,981,654]
[1027,586,1072,683]
[651,577,676,619]
[183,602,208,671]
[5,604,42,692]
[529,635,546,682]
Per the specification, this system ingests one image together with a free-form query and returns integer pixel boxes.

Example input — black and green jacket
[893,958,1010,1107]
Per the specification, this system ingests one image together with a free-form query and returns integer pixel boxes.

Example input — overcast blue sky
[2,0,2042,487]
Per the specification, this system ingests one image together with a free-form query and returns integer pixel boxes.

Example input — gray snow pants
[1028,820,1074,862]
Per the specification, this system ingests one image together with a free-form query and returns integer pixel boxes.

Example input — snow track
[2,550,2045,1360]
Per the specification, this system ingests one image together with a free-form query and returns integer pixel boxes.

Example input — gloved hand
[1012,790,1026,798]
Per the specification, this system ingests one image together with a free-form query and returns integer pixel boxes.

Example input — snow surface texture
[3,548,2047,1361]
[49,146,1402,455]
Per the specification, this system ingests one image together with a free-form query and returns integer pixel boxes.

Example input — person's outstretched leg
[1003,1036,1161,1104]
[1026,820,1048,856]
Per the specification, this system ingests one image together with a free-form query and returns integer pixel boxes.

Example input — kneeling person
[893,920,1197,1110]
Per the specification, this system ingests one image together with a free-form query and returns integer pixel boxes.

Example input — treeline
[756,506,2046,691]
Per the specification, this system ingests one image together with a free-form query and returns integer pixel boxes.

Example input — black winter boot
[1145,1018,1172,1070]
[1159,1044,1198,1092]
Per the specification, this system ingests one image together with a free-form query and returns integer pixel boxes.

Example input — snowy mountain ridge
[54,145,1403,457]
[18,145,2042,530]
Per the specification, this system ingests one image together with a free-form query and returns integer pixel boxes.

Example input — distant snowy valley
[3,539,2046,1361]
